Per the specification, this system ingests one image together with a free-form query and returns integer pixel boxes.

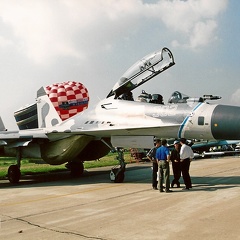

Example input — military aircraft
[186,140,240,158]
[1,47,240,183]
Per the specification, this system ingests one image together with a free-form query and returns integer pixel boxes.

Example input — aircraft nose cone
[211,105,240,140]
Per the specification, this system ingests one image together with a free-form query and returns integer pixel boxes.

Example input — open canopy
[107,47,175,99]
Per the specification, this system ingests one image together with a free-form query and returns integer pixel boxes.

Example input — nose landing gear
[110,148,126,183]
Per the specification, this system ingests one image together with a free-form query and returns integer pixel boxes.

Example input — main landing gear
[7,147,22,183]
[65,161,84,177]
[110,148,126,183]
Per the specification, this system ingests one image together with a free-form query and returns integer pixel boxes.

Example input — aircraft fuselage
[60,97,240,143]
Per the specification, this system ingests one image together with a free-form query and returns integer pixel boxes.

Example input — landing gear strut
[110,148,126,183]
[7,147,22,183]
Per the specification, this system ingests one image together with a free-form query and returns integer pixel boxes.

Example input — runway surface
[0,155,240,240]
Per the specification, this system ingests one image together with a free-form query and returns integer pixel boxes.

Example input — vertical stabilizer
[37,87,62,128]
[14,81,89,130]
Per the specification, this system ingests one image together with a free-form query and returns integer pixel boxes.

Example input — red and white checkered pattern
[45,81,89,120]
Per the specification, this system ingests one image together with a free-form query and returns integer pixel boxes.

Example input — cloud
[0,0,228,65]
[231,89,240,105]
[0,0,145,65]
[0,35,13,47]
[0,1,81,64]
[189,20,218,48]
[147,0,228,49]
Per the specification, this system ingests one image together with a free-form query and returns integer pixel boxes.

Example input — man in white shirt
[180,138,194,190]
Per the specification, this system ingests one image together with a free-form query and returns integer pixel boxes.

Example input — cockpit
[135,90,164,104]
[168,91,190,103]
[119,90,211,105]
[106,47,221,105]
[167,91,221,103]
[107,47,175,99]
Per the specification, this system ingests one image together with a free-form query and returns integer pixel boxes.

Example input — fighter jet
[1,47,240,183]
[189,140,240,158]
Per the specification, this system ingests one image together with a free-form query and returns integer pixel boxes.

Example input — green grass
[0,152,134,180]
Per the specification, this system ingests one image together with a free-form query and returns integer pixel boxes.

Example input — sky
[0,0,240,130]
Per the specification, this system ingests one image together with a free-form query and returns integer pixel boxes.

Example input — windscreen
[107,47,175,99]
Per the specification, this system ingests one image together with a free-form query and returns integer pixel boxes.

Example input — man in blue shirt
[156,139,172,193]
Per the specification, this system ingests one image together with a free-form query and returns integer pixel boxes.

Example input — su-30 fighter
[0,47,240,183]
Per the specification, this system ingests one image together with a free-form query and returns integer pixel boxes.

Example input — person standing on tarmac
[156,139,172,193]
[170,140,181,188]
[179,138,194,190]
[147,139,161,190]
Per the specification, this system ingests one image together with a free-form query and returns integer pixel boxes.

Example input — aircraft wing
[43,123,180,149]
[0,124,179,148]
[0,129,48,147]
[71,124,180,138]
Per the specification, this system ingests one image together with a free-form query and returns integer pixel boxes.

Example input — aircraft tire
[114,171,125,183]
[8,165,21,183]
[70,162,84,177]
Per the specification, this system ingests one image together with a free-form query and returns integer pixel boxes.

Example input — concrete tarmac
[0,155,239,240]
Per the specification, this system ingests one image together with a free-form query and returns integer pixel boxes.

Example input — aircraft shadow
[0,164,151,189]
[0,164,239,191]
[187,176,240,192]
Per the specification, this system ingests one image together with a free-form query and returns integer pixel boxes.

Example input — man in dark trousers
[170,140,181,188]
[179,138,194,190]
[147,139,161,190]
[156,139,172,193]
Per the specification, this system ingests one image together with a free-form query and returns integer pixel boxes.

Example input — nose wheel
[110,147,126,183]
[110,167,125,183]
